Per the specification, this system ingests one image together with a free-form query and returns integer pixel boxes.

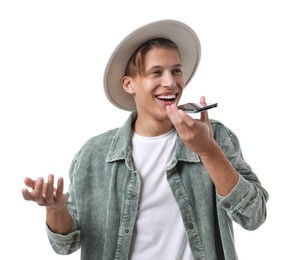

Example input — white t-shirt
[130,128,193,260]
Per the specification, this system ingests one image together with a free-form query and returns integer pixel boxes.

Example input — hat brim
[103,19,201,111]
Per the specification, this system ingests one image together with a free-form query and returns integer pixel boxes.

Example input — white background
[1,0,298,259]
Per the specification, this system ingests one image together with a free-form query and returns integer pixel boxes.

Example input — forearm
[46,206,74,235]
[199,140,239,196]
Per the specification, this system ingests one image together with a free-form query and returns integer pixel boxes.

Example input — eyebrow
[172,64,183,69]
[146,64,183,71]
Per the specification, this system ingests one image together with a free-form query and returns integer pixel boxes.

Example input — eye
[173,68,183,75]
[151,70,162,76]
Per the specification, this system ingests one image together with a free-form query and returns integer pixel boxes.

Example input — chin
[156,109,170,121]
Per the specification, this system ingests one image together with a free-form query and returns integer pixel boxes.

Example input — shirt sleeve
[212,120,269,230]
[46,151,82,255]
[46,220,81,255]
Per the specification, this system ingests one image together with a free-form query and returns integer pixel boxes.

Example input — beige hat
[103,19,201,111]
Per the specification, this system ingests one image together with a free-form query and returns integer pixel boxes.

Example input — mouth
[155,93,179,108]
[156,94,177,102]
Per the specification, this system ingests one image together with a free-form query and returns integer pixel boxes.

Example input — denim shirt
[47,111,269,260]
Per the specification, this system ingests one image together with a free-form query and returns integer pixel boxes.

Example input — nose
[161,71,176,88]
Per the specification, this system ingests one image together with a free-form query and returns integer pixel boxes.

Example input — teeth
[157,95,176,100]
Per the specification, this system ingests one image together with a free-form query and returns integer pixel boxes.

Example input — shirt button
[224,202,231,209]
[175,190,182,196]
[129,192,136,199]
[125,229,130,233]
[188,223,194,230]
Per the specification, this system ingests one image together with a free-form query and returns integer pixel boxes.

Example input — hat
[103,19,201,111]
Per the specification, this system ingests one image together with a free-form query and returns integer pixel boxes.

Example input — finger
[55,177,64,199]
[32,177,45,202]
[178,109,197,128]
[200,109,209,122]
[166,104,194,130]
[199,96,210,122]
[22,177,38,201]
[166,104,180,122]
[166,103,191,125]
[200,96,207,106]
[45,174,55,201]
[22,188,34,201]
[23,177,36,190]
[22,177,44,203]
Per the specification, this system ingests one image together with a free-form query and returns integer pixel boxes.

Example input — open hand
[22,174,68,209]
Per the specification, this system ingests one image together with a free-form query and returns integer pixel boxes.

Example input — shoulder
[74,128,119,160]
[84,128,119,147]
[210,119,233,136]
[210,119,240,150]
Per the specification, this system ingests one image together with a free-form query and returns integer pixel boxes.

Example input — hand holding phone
[178,102,218,113]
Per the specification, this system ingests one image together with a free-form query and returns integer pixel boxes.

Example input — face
[122,47,185,124]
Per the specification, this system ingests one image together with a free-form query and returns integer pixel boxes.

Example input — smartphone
[178,102,218,113]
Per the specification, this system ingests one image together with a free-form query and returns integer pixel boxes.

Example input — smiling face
[122,41,185,136]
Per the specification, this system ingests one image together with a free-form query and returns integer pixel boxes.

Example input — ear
[121,76,135,94]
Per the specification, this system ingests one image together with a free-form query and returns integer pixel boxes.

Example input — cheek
[179,76,185,86]
[138,81,155,93]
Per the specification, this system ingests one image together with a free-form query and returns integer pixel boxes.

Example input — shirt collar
[106,111,200,167]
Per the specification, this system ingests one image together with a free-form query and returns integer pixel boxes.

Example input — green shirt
[47,111,269,260]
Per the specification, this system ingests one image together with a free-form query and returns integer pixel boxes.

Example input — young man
[22,20,269,260]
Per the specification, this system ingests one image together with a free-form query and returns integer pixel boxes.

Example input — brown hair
[125,38,180,77]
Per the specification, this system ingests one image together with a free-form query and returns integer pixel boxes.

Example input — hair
[124,38,180,77]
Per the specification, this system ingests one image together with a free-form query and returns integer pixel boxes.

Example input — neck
[133,116,173,137]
